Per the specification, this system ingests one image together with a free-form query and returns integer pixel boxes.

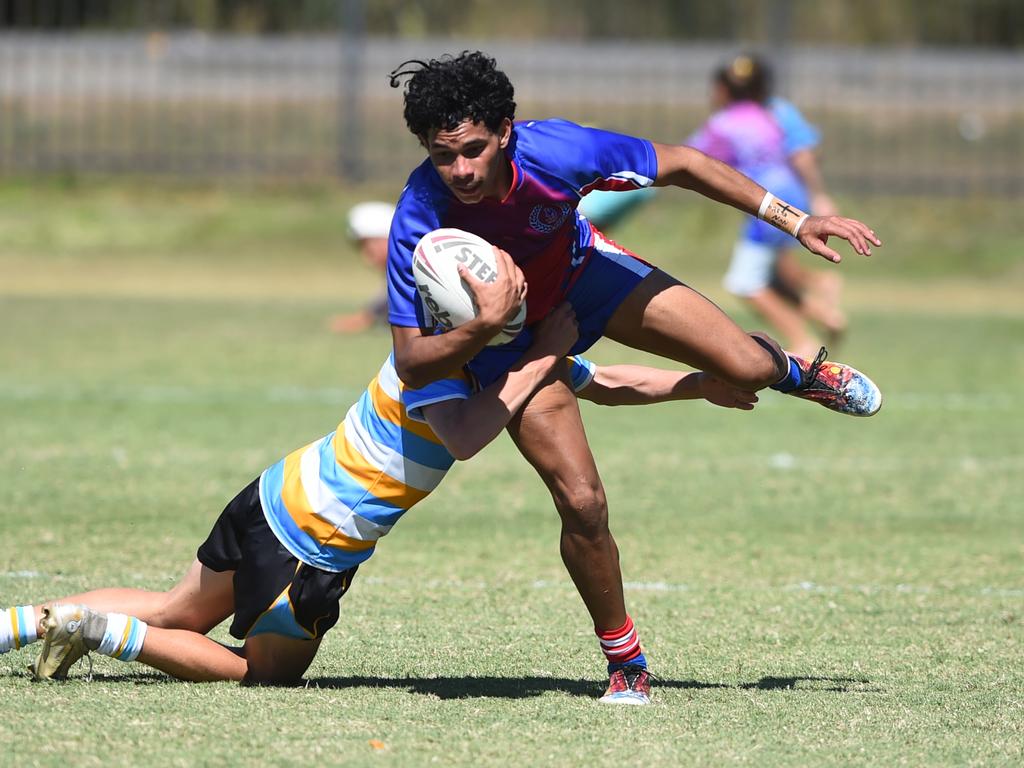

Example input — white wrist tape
[792,213,810,238]
[757,191,809,238]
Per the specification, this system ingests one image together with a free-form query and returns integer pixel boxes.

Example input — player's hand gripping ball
[412,228,527,345]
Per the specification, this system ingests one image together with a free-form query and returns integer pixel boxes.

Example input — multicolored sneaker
[599,664,652,705]
[30,604,99,681]
[787,347,882,417]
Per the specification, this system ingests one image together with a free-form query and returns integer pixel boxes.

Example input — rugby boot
[599,664,652,705]
[30,604,104,680]
[786,347,882,417]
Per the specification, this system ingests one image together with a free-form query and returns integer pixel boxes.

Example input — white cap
[347,201,395,240]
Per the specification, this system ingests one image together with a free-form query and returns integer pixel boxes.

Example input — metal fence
[1,22,1022,195]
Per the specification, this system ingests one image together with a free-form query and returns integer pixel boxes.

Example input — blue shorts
[466,229,653,388]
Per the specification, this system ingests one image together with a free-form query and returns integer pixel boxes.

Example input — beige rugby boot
[30,604,104,680]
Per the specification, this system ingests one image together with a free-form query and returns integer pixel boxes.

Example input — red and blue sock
[597,615,647,673]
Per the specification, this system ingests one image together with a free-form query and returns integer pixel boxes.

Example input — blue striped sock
[96,613,148,662]
[0,606,38,652]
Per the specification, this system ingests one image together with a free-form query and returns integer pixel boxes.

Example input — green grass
[1,183,1022,767]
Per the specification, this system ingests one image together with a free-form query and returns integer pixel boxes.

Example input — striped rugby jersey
[260,352,597,572]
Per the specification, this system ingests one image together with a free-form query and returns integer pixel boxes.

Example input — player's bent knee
[242,663,304,687]
[242,634,320,686]
[554,486,609,538]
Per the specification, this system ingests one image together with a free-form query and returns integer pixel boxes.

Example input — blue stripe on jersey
[355,391,455,471]
[316,434,407,526]
[260,463,375,572]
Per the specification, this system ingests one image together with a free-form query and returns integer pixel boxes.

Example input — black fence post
[338,0,365,182]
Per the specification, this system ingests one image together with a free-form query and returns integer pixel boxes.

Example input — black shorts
[197,478,358,641]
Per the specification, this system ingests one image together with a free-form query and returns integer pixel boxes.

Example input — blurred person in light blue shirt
[688,54,846,358]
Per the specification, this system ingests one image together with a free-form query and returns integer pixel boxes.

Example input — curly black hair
[389,51,516,138]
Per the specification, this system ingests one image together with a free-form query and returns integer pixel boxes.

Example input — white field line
[3,571,1021,598]
[0,383,363,406]
[0,383,1016,411]
[3,443,1022,473]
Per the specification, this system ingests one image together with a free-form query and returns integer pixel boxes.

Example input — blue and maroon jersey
[386,119,658,328]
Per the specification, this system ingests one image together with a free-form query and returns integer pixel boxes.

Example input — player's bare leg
[242,633,323,685]
[506,369,626,631]
[131,625,249,681]
[136,628,321,684]
[605,269,880,416]
[24,560,236,679]
[775,249,846,347]
[27,559,235,635]
[31,604,321,683]
[508,366,652,703]
[29,560,321,684]
[605,269,789,389]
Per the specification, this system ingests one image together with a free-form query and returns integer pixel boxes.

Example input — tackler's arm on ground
[576,365,759,411]
[649,142,881,263]
[392,247,527,389]
[423,303,578,460]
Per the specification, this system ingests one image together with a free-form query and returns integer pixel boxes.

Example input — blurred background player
[328,201,395,333]
[687,53,847,359]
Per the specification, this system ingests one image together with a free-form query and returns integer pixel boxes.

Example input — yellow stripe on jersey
[366,375,444,444]
[331,430,431,510]
[279,449,377,552]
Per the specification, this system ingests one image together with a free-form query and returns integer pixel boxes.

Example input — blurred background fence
[1,0,1022,195]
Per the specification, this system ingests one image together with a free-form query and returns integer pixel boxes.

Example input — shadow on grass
[302,674,881,699]
[38,671,880,698]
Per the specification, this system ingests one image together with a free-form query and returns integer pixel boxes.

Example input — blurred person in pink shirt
[688,54,846,358]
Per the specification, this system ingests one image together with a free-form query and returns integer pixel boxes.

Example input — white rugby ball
[412,227,526,346]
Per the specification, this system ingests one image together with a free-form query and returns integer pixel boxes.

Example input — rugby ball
[412,228,527,346]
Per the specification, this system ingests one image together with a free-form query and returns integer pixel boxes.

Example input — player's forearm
[445,349,560,459]
[652,143,765,216]
[392,319,501,388]
[582,365,704,406]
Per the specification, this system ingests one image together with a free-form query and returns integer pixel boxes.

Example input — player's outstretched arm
[577,364,758,411]
[650,142,881,264]
[392,248,527,389]
[423,303,578,460]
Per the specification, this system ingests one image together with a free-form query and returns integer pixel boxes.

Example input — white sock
[95,613,148,662]
[0,606,38,653]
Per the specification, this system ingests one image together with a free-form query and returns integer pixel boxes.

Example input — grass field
[1,183,1022,766]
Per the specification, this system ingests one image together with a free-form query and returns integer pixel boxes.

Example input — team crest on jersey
[528,202,571,234]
